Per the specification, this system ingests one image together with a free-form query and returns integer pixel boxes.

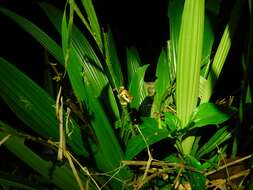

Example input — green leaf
[129,65,149,109]
[124,118,170,160]
[196,125,232,158]
[176,0,205,155]
[153,48,171,113]
[127,48,142,84]
[185,155,206,190]
[39,4,131,185]
[103,29,124,89]
[40,3,120,118]
[84,89,132,187]
[176,0,205,126]
[202,0,245,102]
[168,0,184,58]
[0,7,64,64]
[164,112,182,132]
[80,0,103,50]
[0,57,88,157]
[189,103,230,128]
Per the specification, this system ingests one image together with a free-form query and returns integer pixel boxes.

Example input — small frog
[118,86,133,106]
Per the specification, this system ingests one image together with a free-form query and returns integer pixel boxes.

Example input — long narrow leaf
[176,0,205,154]
[202,0,245,102]
[196,125,232,158]
[0,58,88,157]
[176,0,205,125]
[127,48,142,84]
[152,48,171,114]
[129,65,149,109]
[80,0,103,50]
[0,7,63,64]
[40,3,119,119]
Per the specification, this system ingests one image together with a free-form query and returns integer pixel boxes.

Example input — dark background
[0,0,169,83]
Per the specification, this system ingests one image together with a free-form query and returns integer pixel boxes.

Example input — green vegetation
[0,0,252,189]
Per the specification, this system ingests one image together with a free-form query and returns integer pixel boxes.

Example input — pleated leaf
[176,0,205,155]
[129,65,149,109]
[80,0,103,50]
[168,0,184,61]
[103,29,124,89]
[0,58,88,156]
[40,3,108,97]
[152,48,171,114]
[127,48,142,84]
[196,125,232,158]
[202,0,245,102]
[176,0,205,125]
[0,7,63,64]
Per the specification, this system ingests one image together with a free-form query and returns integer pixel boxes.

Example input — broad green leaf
[176,0,205,155]
[196,125,232,158]
[176,0,205,126]
[189,103,230,128]
[164,112,182,132]
[0,58,88,157]
[185,155,205,190]
[0,7,63,64]
[129,65,149,109]
[124,118,170,160]
[0,122,89,190]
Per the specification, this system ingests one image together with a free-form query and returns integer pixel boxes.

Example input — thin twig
[134,125,153,190]
[205,154,252,176]
[0,134,11,146]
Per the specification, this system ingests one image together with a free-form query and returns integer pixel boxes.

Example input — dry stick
[67,152,101,190]
[205,154,252,176]
[58,97,66,161]
[99,166,122,190]
[65,151,85,190]
[173,168,183,189]
[0,134,11,146]
[121,160,201,173]
[56,87,65,161]
[134,125,154,190]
